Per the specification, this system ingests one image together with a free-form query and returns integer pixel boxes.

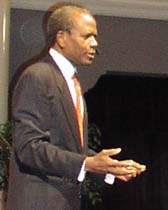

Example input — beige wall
[0,0,10,123]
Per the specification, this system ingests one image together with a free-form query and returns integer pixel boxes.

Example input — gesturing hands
[85,148,146,182]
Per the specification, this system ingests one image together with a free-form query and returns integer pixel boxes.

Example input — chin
[77,58,94,66]
[83,60,94,65]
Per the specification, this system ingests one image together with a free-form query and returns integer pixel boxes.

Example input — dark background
[85,73,168,210]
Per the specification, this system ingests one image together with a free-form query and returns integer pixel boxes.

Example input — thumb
[102,148,121,157]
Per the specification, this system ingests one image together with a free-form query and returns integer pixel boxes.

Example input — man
[7,2,146,210]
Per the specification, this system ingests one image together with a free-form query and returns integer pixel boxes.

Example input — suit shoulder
[21,61,60,83]
[24,61,54,76]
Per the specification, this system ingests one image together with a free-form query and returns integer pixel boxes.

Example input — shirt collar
[49,48,76,79]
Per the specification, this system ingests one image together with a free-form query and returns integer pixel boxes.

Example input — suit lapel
[82,98,88,151]
[44,54,83,152]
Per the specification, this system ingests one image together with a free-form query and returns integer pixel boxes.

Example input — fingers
[114,160,146,182]
[103,156,146,177]
[119,160,146,172]
[99,150,145,171]
[116,175,132,182]
[106,165,137,176]
[128,160,146,172]
[116,174,137,182]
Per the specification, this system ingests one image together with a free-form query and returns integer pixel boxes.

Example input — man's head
[45,2,98,65]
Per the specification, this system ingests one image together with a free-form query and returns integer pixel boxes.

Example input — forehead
[72,12,97,34]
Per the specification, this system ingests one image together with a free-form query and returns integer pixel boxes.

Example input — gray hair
[44,2,93,47]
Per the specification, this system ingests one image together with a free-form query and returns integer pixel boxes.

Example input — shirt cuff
[77,161,86,182]
[104,173,115,185]
[77,161,115,185]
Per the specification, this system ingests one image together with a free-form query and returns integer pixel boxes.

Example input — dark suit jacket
[7,54,94,210]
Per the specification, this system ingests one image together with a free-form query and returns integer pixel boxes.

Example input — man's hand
[85,148,146,180]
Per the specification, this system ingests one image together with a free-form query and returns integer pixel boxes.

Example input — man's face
[62,12,98,65]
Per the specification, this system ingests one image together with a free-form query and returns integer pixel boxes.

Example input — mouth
[87,52,96,59]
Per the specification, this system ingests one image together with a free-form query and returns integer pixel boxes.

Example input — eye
[83,33,97,40]
[82,34,90,40]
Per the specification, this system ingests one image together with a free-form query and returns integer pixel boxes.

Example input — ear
[56,31,67,49]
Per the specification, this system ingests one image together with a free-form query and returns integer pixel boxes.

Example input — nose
[90,36,98,48]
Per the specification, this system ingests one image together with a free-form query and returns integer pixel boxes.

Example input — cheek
[70,40,88,60]
[74,46,85,58]
[74,39,87,52]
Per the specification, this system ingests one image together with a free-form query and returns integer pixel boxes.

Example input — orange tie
[72,74,83,146]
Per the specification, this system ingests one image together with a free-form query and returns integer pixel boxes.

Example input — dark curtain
[85,73,168,210]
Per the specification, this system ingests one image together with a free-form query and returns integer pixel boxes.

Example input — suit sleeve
[12,63,86,182]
